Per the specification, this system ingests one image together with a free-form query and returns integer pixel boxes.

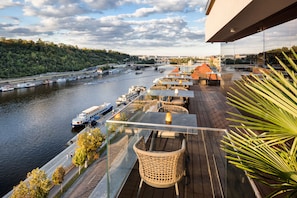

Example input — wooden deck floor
[117,84,263,198]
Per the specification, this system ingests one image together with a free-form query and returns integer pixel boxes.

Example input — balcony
[88,84,261,198]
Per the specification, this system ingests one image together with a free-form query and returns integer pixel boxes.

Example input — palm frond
[222,49,297,197]
[227,56,297,136]
[222,128,297,185]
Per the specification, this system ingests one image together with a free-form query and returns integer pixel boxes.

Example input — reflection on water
[0,67,170,196]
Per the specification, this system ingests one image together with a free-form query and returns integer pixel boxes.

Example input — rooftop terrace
[87,79,274,198]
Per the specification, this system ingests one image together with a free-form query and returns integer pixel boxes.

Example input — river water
[0,67,171,196]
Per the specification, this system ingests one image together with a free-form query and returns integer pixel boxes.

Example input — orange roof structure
[191,64,212,80]
[168,67,180,76]
[191,64,220,80]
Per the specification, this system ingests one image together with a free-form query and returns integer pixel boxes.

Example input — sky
[0,0,220,56]
[221,18,297,56]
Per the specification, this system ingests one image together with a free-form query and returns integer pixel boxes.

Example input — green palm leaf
[222,48,297,197]
[222,128,297,197]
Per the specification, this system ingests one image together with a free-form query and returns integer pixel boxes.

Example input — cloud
[1,16,20,24]
[82,0,122,10]
[4,26,53,37]
[23,0,125,18]
[23,1,90,18]
[0,0,21,9]
[0,0,218,56]
[222,19,297,55]
[27,14,205,55]
[121,0,207,19]
[133,0,207,12]
[132,7,157,17]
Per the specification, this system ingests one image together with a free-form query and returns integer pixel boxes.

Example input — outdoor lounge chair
[158,104,189,114]
[133,136,186,198]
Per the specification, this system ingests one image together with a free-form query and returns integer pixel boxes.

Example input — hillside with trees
[0,38,138,78]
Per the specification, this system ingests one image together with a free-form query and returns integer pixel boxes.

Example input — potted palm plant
[222,48,297,197]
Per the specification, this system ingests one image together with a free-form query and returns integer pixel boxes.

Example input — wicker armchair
[150,85,167,90]
[158,104,189,114]
[133,136,186,198]
[170,86,188,91]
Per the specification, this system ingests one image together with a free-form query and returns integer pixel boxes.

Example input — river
[0,66,171,196]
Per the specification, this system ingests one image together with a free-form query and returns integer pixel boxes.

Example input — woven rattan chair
[133,136,186,198]
[158,104,189,114]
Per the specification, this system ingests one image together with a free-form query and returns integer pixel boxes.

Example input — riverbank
[0,63,163,89]
[0,66,169,197]
[0,69,102,88]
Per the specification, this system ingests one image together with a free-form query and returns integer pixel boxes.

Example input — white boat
[116,91,139,106]
[16,82,36,88]
[116,85,146,106]
[16,83,27,89]
[43,79,53,85]
[71,102,113,128]
[25,82,36,88]
[56,78,67,83]
[1,85,14,92]
[128,85,146,93]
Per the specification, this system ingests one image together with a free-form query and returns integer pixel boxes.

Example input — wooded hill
[0,38,138,79]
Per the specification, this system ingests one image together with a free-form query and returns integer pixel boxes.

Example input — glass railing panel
[89,93,255,197]
[105,117,230,197]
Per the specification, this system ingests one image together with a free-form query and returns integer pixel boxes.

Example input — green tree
[222,49,297,197]
[52,166,65,192]
[11,168,51,198]
[0,38,135,78]
[10,181,30,198]
[77,128,105,161]
[72,147,87,174]
[28,168,51,198]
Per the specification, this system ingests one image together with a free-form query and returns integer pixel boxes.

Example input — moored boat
[25,82,36,88]
[16,82,36,89]
[128,85,146,93]
[71,102,113,128]
[116,85,145,106]
[43,79,53,85]
[56,78,67,83]
[116,91,139,106]
[16,82,27,89]
[1,85,14,92]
